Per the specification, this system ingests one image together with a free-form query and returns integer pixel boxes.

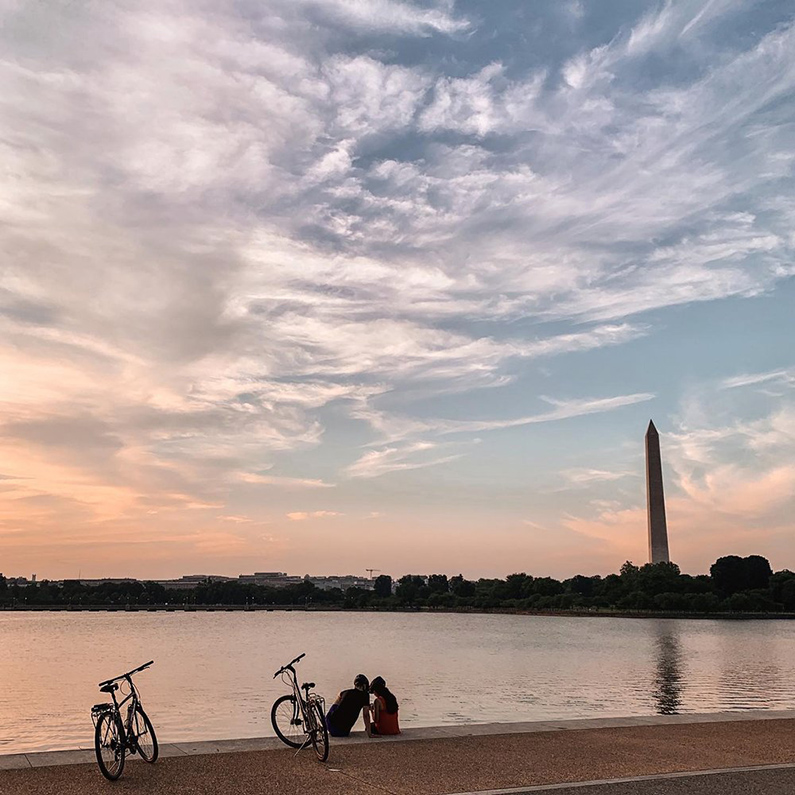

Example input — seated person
[369,676,400,735]
[326,674,371,737]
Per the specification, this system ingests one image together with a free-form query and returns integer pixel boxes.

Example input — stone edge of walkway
[4,710,795,770]
[444,762,795,795]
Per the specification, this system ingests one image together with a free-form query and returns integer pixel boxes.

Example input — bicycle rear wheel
[310,701,329,762]
[133,706,159,763]
[94,711,125,781]
[271,695,304,748]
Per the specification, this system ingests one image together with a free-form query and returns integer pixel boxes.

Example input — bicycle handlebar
[98,660,154,687]
[272,652,305,678]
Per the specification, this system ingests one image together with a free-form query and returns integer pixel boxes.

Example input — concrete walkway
[2,712,795,794]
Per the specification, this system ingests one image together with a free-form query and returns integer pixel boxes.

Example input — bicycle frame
[279,666,318,738]
[274,654,326,749]
[92,667,150,751]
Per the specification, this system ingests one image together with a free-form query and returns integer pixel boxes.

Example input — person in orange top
[368,676,400,735]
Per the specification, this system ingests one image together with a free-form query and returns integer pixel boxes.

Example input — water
[1,611,794,754]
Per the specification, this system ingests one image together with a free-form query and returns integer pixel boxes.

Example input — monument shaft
[645,420,670,564]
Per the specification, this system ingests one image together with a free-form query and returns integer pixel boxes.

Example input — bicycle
[271,652,329,762]
[91,660,159,780]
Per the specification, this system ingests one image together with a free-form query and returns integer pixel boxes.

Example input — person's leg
[325,704,349,738]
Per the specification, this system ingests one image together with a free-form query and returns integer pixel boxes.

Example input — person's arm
[332,691,343,706]
[362,704,372,736]
[372,697,381,723]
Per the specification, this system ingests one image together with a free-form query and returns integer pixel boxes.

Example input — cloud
[286,510,342,521]
[237,473,335,488]
[439,393,655,434]
[290,0,470,36]
[347,391,653,477]
[560,468,635,486]
[720,368,795,391]
[345,441,462,479]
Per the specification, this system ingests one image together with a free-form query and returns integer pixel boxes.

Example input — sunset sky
[2,0,794,581]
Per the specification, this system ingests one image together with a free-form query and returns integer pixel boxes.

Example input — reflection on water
[652,624,683,715]
[2,612,795,754]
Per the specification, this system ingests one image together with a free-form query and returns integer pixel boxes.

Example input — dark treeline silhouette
[3,556,795,614]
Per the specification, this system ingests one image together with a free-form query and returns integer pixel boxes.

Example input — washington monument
[645,420,670,564]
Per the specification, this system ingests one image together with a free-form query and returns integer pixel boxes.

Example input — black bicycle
[91,660,159,780]
[271,653,329,762]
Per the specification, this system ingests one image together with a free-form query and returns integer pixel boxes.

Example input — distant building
[238,572,303,587]
[157,574,235,590]
[305,575,373,591]
[77,578,139,586]
[6,576,33,587]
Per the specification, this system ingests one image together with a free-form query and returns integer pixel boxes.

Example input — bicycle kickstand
[294,736,312,757]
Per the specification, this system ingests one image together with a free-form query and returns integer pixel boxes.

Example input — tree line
[3,555,795,613]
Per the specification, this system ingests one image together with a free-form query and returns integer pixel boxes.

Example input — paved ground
[2,717,795,794]
[468,766,795,795]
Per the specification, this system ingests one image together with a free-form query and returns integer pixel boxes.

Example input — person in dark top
[325,674,372,737]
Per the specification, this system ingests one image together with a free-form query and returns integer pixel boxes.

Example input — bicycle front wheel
[94,711,125,781]
[310,701,329,762]
[271,695,304,748]
[133,706,159,763]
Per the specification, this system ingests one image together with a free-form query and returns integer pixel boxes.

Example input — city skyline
[2,0,795,580]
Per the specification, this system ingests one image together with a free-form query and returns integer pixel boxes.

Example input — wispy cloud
[347,392,653,477]
[345,442,463,479]
[561,468,635,486]
[720,368,795,391]
[237,473,335,489]
[286,510,343,521]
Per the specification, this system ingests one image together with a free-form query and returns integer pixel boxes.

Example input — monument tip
[646,419,658,435]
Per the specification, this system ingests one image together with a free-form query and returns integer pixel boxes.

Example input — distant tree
[141,581,167,604]
[565,575,595,598]
[637,562,681,596]
[533,577,563,597]
[710,555,747,595]
[504,573,534,600]
[427,592,455,609]
[373,574,393,598]
[743,555,773,590]
[653,592,688,611]
[427,574,449,594]
[449,574,476,597]
[685,592,721,613]
[395,575,425,604]
[619,561,640,586]
[770,570,795,604]
[344,586,371,609]
[724,592,754,612]
[781,580,795,611]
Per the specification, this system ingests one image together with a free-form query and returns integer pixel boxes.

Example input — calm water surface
[2,611,795,754]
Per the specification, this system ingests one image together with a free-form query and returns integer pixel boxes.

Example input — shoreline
[3,603,795,620]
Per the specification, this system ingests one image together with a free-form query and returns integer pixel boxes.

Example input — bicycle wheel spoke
[95,712,125,780]
[272,695,307,748]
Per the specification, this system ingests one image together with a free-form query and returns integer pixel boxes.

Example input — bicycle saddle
[301,682,315,691]
[100,683,119,693]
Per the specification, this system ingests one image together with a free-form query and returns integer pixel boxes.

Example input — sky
[1,0,794,581]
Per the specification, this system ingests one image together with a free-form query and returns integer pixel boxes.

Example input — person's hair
[353,673,369,691]
[370,676,398,714]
